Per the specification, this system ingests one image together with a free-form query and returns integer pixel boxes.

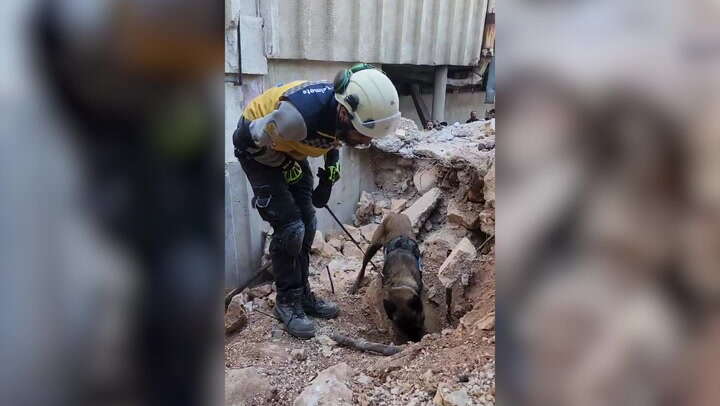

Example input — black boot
[302,282,340,319]
[274,287,316,339]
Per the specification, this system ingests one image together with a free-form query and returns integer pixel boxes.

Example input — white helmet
[334,65,401,138]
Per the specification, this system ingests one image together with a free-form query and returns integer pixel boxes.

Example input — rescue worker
[233,64,401,339]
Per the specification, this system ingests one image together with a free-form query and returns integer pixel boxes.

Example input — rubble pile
[225,118,496,405]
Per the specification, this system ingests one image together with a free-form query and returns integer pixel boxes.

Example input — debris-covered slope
[225,118,496,406]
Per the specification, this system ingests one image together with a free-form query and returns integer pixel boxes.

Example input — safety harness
[382,236,423,293]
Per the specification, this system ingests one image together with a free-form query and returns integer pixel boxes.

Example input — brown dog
[351,213,425,341]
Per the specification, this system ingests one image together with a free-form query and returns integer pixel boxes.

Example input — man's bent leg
[238,157,315,338]
[290,160,339,319]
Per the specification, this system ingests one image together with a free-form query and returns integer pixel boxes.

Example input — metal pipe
[432,65,448,121]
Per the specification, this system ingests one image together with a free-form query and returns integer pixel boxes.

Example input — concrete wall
[399,91,492,127]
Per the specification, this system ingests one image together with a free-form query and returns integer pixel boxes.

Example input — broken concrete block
[402,187,442,233]
[310,231,325,255]
[355,191,375,225]
[226,367,274,406]
[359,223,379,243]
[479,207,495,236]
[447,199,482,230]
[460,306,496,332]
[294,363,354,406]
[374,199,389,216]
[413,166,440,194]
[327,236,344,251]
[321,242,340,258]
[437,238,477,288]
[483,161,495,207]
[225,295,248,335]
[341,224,365,243]
[342,241,363,258]
[390,198,408,212]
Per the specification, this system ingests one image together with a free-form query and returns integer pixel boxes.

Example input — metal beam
[410,83,430,127]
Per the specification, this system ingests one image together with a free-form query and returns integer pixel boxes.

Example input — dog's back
[354,212,425,341]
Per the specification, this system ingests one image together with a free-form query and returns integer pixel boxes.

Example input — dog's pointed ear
[383,299,396,319]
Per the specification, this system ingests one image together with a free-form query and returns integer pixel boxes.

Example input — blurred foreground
[1,1,223,405]
[498,1,720,405]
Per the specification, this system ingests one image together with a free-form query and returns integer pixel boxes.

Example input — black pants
[238,155,316,294]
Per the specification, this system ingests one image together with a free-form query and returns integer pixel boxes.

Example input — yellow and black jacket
[241,81,341,166]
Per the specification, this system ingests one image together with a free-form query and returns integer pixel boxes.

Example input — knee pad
[272,219,305,257]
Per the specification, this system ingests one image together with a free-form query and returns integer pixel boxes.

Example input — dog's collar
[389,284,420,295]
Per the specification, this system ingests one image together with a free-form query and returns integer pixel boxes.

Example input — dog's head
[383,285,425,342]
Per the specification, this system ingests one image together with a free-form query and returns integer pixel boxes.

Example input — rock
[483,162,495,207]
[341,224,364,244]
[447,200,482,230]
[320,242,340,258]
[360,223,379,243]
[311,231,326,255]
[479,207,495,236]
[434,384,471,406]
[342,242,364,258]
[246,284,273,300]
[402,187,442,233]
[355,373,372,385]
[437,238,477,288]
[327,236,344,251]
[355,191,375,225]
[374,199,389,215]
[294,363,354,406]
[291,348,307,361]
[225,296,248,335]
[225,367,274,405]
[390,198,408,212]
[461,307,496,331]
[413,166,440,194]
[270,327,284,339]
[316,334,337,347]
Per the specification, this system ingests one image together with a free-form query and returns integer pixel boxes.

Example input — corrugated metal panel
[261,0,486,66]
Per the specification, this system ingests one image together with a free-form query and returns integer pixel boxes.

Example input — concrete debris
[359,223,379,243]
[225,295,248,335]
[433,384,471,406]
[246,284,273,300]
[374,199,389,216]
[483,161,495,208]
[438,238,478,288]
[447,199,483,231]
[413,166,440,194]
[402,187,442,233]
[225,367,274,405]
[390,198,408,212]
[460,306,496,332]
[372,119,495,169]
[311,231,326,255]
[355,191,375,226]
[326,236,344,251]
[294,363,355,406]
[478,208,495,236]
[342,241,364,258]
[340,224,364,244]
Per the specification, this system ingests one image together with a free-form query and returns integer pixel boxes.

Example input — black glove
[312,167,334,208]
[281,158,303,184]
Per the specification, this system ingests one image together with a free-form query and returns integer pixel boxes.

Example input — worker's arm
[312,148,341,208]
[245,101,307,167]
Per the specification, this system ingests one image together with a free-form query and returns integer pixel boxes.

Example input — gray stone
[225,296,248,335]
[225,367,273,406]
[294,363,354,406]
[402,187,442,233]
